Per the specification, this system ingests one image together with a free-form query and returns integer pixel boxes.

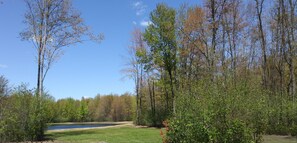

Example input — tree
[20,0,103,96]
[143,4,177,114]
[123,28,147,124]
[79,97,89,122]
[0,75,9,97]
[254,0,269,88]
[205,0,227,81]
[56,97,80,122]
[121,93,135,121]
[180,6,208,89]
[0,75,9,135]
[88,94,101,121]
[98,95,114,121]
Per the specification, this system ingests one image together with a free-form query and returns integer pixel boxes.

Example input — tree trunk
[255,0,268,89]
[148,77,156,126]
[168,70,175,114]
[210,0,217,82]
[288,0,296,100]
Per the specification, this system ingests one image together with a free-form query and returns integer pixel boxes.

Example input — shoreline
[46,121,133,132]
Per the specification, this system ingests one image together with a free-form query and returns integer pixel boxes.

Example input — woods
[125,1,297,142]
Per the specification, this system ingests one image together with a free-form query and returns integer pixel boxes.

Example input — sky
[0,0,201,100]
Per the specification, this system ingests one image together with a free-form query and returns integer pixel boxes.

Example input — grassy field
[47,126,297,143]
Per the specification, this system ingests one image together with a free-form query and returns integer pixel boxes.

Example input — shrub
[290,124,297,136]
[163,117,210,143]
[0,85,50,142]
[226,120,252,143]
[163,81,263,143]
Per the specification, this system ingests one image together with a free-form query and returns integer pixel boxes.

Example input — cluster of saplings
[126,0,297,143]
[0,76,135,142]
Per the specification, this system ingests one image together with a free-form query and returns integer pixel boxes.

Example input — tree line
[125,0,297,142]
[52,93,135,122]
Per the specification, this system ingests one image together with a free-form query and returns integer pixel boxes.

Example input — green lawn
[46,126,163,143]
[47,126,297,143]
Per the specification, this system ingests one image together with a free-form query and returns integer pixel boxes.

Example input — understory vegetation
[0,82,50,141]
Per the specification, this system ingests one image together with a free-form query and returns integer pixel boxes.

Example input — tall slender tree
[123,28,146,125]
[20,0,103,96]
[255,0,268,88]
[144,4,177,114]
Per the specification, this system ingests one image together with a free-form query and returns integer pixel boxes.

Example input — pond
[47,123,118,131]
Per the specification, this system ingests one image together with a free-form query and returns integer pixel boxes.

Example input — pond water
[47,123,117,131]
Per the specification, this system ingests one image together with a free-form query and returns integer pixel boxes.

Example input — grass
[263,135,297,143]
[46,126,297,143]
[46,126,163,143]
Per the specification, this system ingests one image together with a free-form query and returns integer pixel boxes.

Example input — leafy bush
[290,124,297,136]
[226,120,252,143]
[163,116,252,143]
[164,116,210,143]
[0,85,51,142]
[162,81,268,143]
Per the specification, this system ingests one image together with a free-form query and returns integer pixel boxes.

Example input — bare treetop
[20,0,103,96]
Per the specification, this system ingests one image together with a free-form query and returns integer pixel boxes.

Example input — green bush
[0,85,51,142]
[163,81,266,143]
[290,124,297,136]
[226,120,252,143]
[164,115,210,143]
[164,115,252,143]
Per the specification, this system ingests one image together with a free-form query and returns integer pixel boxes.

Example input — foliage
[143,3,177,114]
[0,84,53,142]
[52,93,135,122]
[162,81,256,143]
[126,0,297,142]
[0,79,135,142]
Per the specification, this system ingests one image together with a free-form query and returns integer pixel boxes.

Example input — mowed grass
[46,126,297,143]
[46,126,163,143]
[263,135,297,143]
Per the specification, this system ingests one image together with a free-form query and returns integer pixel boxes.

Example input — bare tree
[20,0,103,96]
[0,76,9,97]
[205,0,226,81]
[122,28,146,125]
[0,75,9,121]
[286,0,296,99]
[255,0,268,88]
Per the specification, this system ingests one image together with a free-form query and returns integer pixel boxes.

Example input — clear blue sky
[0,0,201,100]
